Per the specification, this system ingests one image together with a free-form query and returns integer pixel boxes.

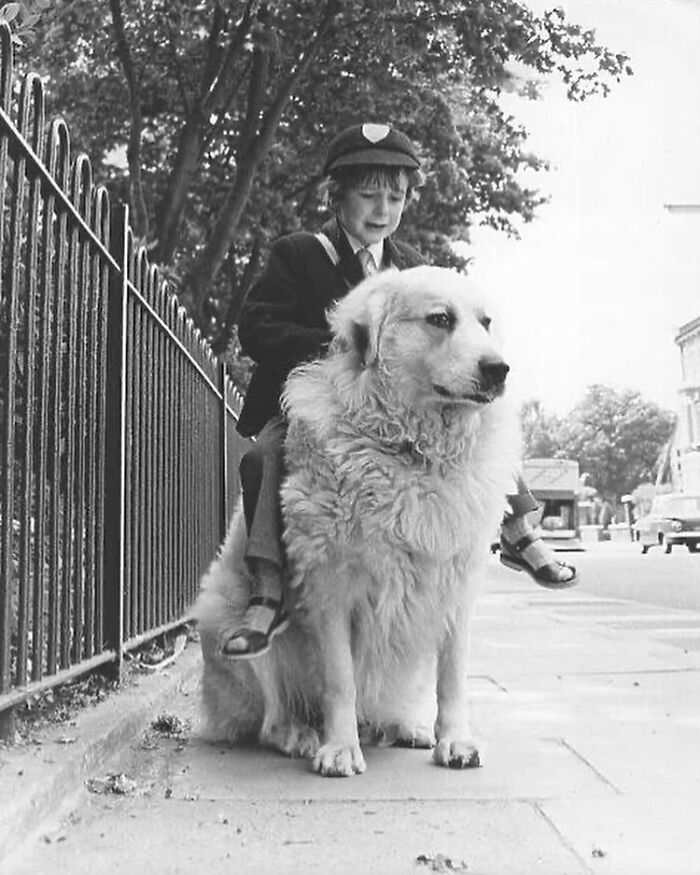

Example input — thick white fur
[195,265,520,776]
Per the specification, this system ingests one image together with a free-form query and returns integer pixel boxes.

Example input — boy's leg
[224,416,289,657]
[500,473,579,589]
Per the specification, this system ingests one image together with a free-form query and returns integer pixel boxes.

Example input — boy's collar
[336,219,385,266]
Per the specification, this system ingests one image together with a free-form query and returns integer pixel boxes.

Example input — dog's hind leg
[261,721,320,759]
[253,646,320,760]
[199,651,263,744]
[433,601,481,769]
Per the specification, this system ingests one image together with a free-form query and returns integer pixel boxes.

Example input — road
[558,538,700,613]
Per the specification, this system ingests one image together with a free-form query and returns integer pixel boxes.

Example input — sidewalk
[3,558,700,875]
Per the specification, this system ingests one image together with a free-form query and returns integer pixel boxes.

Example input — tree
[557,385,676,501]
[16,1,631,344]
[520,398,564,459]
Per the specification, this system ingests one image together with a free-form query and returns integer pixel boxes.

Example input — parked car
[634,493,700,554]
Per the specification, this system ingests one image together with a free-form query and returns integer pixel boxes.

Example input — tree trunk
[179,152,259,319]
[109,0,149,238]
[152,119,205,264]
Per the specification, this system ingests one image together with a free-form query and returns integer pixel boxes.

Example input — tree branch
[152,0,258,263]
[237,44,269,157]
[211,233,262,353]
[108,0,149,238]
[255,0,339,150]
[201,0,258,111]
[164,10,194,116]
[180,0,340,321]
[198,1,228,99]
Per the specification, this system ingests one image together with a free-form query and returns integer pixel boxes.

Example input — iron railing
[0,23,247,731]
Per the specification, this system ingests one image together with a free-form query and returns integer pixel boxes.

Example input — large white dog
[195,265,520,777]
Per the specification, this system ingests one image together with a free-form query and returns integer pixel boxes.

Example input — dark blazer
[236,218,425,437]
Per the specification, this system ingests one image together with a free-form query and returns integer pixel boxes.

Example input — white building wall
[681,451,700,492]
[675,316,700,492]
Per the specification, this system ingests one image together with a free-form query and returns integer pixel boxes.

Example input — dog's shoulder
[284,361,335,427]
[282,360,341,465]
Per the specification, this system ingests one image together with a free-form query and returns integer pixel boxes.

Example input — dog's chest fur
[284,391,511,584]
[282,424,497,665]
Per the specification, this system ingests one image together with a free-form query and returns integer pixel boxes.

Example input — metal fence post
[102,204,129,680]
[219,362,229,542]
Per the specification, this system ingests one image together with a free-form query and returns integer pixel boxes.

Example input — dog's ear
[329,282,390,368]
[350,321,372,363]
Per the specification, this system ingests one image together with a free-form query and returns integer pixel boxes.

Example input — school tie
[358,247,378,277]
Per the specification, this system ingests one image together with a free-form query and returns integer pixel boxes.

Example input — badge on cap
[361,123,390,143]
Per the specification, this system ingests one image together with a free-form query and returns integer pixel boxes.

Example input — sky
[459,0,700,416]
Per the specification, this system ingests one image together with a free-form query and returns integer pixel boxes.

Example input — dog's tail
[194,505,265,743]
[198,648,263,743]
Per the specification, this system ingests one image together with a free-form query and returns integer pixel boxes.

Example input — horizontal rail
[122,614,193,654]
[124,276,227,402]
[0,651,117,712]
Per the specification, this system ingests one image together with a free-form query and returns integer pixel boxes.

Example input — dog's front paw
[433,738,481,769]
[313,742,366,777]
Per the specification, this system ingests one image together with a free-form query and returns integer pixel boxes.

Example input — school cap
[323,123,421,174]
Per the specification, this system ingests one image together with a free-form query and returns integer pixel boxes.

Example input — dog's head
[328,265,509,407]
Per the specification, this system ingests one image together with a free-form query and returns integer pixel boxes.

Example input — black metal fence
[0,23,246,731]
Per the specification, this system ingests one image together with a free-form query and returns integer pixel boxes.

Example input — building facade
[674,315,700,492]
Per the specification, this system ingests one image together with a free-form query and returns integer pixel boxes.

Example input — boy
[226,123,577,658]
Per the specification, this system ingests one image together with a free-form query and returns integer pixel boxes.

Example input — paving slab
[540,795,700,875]
[557,726,700,796]
[160,735,616,804]
[11,796,590,875]
[471,626,700,676]
[470,669,700,737]
[470,590,700,676]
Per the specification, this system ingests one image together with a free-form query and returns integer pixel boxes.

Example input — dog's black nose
[478,357,510,387]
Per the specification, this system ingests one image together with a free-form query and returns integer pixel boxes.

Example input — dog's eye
[425,310,455,330]
[480,315,492,331]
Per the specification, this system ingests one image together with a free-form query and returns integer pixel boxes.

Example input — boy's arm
[238,236,332,371]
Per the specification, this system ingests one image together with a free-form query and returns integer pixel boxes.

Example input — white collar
[340,226,384,268]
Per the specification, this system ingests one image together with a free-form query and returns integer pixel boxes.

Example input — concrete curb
[0,643,203,867]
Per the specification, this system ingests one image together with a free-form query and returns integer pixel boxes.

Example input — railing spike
[17,73,46,160]
[0,21,13,113]
[93,186,111,245]
[70,153,93,221]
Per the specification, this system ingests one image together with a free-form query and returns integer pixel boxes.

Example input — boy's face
[337,170,409,247]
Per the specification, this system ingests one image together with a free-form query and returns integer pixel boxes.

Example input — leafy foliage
[12,1,631,348]
[521,386,677,501]
[0,0,51,45]
[520,398,565,460]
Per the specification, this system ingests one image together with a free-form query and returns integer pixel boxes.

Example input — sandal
[222,596,290,659]
[500,533,579,589]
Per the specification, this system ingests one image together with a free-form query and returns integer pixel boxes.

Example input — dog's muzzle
[478,356,510,389]
[433,356,509,404]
